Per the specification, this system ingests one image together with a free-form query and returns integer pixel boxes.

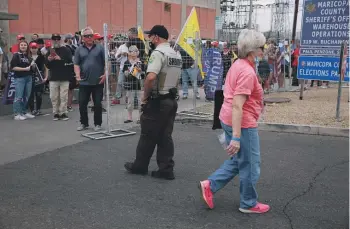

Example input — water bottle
[218,132,227,149]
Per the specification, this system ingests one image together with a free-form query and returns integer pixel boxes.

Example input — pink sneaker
[199,180,214,209]
[239,202,270,214]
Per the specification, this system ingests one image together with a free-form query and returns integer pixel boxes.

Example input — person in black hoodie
[44,33,74,121]
[27,42,46,115]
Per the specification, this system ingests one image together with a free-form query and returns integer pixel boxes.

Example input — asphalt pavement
[0,124,348,229]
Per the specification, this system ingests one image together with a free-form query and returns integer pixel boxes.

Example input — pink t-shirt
[219,59,263,128]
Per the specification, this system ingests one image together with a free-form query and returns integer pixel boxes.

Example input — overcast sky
[256,0,303,32]
[224,0,303,32]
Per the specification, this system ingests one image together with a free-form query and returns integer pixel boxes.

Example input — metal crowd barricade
[175,27,213,119]
[81,23,136,140]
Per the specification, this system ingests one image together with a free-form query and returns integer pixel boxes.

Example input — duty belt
[157,93,173,100]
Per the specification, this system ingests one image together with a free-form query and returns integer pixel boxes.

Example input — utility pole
[247,0,253,29]
[290,0,303,99]
[291,0,299,42]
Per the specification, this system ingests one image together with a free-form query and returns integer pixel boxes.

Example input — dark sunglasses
[30,47,38,49]
[52,38,61,41]
[83,34,93,38]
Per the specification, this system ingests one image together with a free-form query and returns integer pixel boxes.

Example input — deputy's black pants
[134,98,178,172]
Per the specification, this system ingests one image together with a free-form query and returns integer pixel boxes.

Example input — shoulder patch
[148,54,155,64]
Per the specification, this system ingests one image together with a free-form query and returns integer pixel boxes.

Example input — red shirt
[292,47,300,67]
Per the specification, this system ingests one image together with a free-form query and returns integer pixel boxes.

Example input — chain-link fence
[87,22,254,137]
[82,24,145,139]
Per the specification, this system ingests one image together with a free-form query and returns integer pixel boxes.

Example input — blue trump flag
[203,48,223,100]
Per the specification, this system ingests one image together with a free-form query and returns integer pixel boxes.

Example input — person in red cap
[11,34,26,54]
[27,42,46,115]
[40,40,52,56]
[17,34,25,42]
[93,33,103,45]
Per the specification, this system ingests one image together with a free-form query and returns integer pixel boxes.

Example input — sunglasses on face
[30,47,38,49]
[52,38,61,41]
[83,34,93,38]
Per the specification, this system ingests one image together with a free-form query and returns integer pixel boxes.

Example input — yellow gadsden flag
[176,7,204,78]
[137,26,149,55]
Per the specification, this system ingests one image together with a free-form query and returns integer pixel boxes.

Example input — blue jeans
[182,68,199,96]
[13,75,32,115]
[115,70,124,99]
[208,121,261,209]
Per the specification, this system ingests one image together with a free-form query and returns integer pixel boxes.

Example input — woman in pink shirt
[199,29,270,214]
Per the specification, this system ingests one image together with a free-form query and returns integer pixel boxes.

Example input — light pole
[247,0,253,29]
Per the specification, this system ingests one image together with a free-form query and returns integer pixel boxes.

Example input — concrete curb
[175,117,349,137]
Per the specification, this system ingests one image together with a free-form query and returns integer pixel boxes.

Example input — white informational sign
[186,37,193,44]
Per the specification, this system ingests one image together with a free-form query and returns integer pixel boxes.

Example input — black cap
[51,33,61,39]
[144,25,169,40]
[36,38,44,45]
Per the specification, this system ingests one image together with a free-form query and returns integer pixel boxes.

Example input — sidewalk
[0,89,207,165]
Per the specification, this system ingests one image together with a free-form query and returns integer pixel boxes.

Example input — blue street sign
[297,56,349,82]
[300,0,349,55]
[300,47,341,56]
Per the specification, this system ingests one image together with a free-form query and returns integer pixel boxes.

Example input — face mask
[255,57,260,71]
[255,57,259,64]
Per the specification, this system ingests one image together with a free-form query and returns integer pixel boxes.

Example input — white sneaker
[24,113,35,119]
[94,125,102,131]
[14,115,27,121]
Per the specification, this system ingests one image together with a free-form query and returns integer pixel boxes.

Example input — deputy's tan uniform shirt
[146,43,182,95]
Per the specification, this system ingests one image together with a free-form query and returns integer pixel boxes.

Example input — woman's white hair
[237,29,266,58]
[129,45,139,56]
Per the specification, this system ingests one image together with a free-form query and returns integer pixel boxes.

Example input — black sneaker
[53,114,60,121]
[60,113,69,121]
